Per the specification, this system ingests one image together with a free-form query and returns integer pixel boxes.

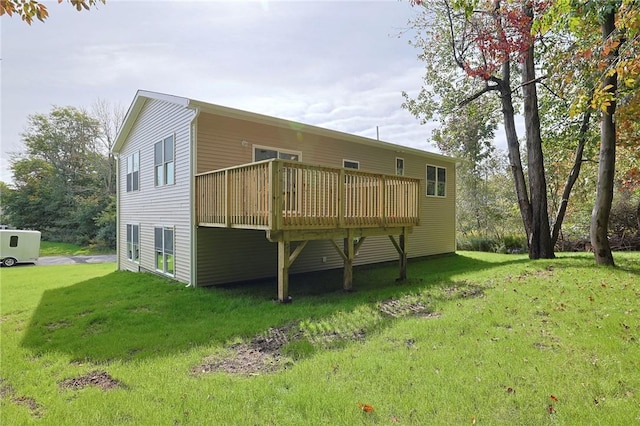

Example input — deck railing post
[224,170,231,227]
[271,160,283,232]
[380,175,386,226]
[338,169,345,228]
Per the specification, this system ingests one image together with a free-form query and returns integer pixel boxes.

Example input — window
[343,160,360,170]
[126,152,139,192]
[426,165,447,197]
[396,158,405,176]
[126,224,139,263]
[154,135,174,186]
[253,145,301,162]
[154,226,174,275]
[9,236,18,247]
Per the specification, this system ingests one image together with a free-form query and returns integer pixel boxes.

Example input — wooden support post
[343,230,355,291]
[399,228,407,281]
[388,228,408,281]
[277,240,291,302]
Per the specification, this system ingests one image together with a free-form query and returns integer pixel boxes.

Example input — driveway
[37,254,117,266]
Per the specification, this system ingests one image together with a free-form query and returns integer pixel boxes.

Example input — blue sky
[1,0,438,183]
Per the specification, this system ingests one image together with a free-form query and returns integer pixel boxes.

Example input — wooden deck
[195,159,421,301]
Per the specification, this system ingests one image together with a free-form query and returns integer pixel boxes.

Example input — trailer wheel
[2,257,17,267]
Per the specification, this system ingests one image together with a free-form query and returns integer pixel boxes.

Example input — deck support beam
[388,227,408,281]
[277,240,290,302]
[343,230,355,291]
[329,233,367,292]
[276,240,309,302]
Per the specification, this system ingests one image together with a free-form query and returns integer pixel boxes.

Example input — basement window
[343,160,360,170]
[154,226,174,276]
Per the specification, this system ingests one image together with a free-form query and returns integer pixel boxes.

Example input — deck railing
[195,159,420,231]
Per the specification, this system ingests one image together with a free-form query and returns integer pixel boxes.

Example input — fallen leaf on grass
[548,404,556,414]
[358,402,374,413]
[506,387,516,394]
[550,394,558,402]
[471,416,477,424]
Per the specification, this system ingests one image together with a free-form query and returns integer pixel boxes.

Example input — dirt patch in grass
[378,298,438,318]
[194,297,442,376]
[193,324,298,376]
[0,378,15,399]
[12,395,42,416]
[59,370,123,391]
[443,282,485,299]
[45,320,72,330]
[1,378,44,418]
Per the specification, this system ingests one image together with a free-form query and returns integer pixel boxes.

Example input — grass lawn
[1,252,639,425]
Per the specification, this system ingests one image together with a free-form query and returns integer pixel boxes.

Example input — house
[113,90,456,301]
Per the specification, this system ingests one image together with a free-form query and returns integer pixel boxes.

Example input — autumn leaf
[548,404,556,414]
[550,394,559,402]
[358,402,374,413]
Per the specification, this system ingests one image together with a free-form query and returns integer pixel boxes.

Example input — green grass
[39,241,115,256]
[1,252,639,424]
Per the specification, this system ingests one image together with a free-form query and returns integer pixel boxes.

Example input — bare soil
[59,370,123,391]
[192,324,298,376]
[193,295,441,376]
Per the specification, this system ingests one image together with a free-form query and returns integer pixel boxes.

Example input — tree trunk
[499,62,533,245]
[551,110,591,247]
[521,6,553,259]
[590,11,617,266]
[637,198,640,234]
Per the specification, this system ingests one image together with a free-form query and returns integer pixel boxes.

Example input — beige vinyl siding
[195,112,456,286]
[118,98,196,284]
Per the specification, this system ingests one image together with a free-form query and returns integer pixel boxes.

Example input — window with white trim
[426,165,446,197]
[396,158,405,176]
[343,159,360,170]
[154,226,174,275]
[154,135,174,186]
[126,224,139,263]
[253,145,301,162]
[126,152,139,192]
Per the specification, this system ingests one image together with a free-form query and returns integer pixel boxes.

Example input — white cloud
[1,0,434,185]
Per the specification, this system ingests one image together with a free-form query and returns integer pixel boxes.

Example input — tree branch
[458,84,500,107]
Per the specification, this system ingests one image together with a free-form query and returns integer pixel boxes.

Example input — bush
[457,237,498,252]
[457,235,527,253]
[609,195,639,237]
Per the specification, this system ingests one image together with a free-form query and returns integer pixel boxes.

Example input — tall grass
[1,253,639,424]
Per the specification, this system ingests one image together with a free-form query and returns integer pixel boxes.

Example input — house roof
[113,90,455,163]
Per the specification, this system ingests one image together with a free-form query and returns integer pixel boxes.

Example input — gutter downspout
[187,106,201,288]
[114,153,121,271]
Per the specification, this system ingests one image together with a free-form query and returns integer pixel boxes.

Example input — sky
[1,0,439,184]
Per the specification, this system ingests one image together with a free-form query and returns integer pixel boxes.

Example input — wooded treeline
[403,0,640,263]
[1,101,123,249]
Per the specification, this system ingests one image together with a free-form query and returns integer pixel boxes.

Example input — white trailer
[0,230,41,267]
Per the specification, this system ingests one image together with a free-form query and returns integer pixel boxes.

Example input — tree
[92,98,125,195]
[4,106,116,246]
[430,97,502,238]
[405,0,556,259]
[543,0,640,264]
[0,0,105,24]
